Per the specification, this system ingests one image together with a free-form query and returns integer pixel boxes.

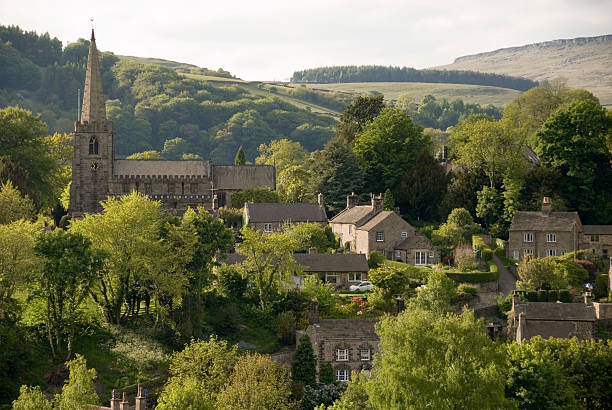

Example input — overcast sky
[2,0,611,80]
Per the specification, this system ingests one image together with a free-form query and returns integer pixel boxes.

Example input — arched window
[89,137,99,155]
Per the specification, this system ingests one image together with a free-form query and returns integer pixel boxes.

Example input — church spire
[80,29,106,122]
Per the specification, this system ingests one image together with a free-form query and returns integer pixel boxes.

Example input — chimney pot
[308,247,318,254]
[541,197,552,217]
[347,193,358,209]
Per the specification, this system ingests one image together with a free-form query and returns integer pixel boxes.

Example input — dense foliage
[291,65,538,91]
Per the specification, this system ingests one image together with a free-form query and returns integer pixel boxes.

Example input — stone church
[69,30,275,217]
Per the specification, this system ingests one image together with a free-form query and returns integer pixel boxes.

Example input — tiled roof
[293,253,369,272]
[509,211,580,232]
[244,203,327,223]
[583,225,612,235]
[114,159,209,176]
[312,318,379,341]
[394,234,434,250]
[330,205,376,225]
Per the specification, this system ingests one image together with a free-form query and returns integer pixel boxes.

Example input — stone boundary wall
[593,302,612,319]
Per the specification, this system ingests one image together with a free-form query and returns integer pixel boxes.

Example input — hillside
[298,82,520,107]
[435,35,612,106]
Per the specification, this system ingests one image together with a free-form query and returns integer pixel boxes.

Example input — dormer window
[89,137,99,155]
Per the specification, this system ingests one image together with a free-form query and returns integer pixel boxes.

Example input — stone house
[507,197,582,261]
[243,196,327,233]
[508,197,612,269]
[298,300,379,382]
[293,252,369,289]
[330,194,439,266]
[70,30,275,218]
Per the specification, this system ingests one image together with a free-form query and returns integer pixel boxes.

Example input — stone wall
[593,302,612,319]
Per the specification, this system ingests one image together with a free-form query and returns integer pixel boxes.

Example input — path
[493,253,516,296]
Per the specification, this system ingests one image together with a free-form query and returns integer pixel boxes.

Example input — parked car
[349,281,373,292]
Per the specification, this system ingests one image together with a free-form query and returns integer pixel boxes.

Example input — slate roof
[244,203,327,223]
[583,225,612,235]
[356,211,396,231]
[293,253,369,272]
[514,302,596,321]
[212,165,275,190]
[114,159,210,177]
[330,205,377,225]
[311,318,379,341]
[509,211,580,232]
[394,234,434,250]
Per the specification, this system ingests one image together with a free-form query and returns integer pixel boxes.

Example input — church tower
[70,29,114,217]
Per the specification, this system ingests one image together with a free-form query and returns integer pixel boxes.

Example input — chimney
[346,192,358,209]
[318,193,324,206]
[541,197,552,217]
[120,392,129,410]
[309,298,319,324]
[371,193,383,212]
[308,247,318,254]
[110,390,120,410]
[135,384,147,410]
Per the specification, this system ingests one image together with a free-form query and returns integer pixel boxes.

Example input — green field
[299,82,521,106]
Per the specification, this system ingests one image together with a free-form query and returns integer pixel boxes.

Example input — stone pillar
[119,392,129,410]
[135,384,147,410]
[110,389,120,410]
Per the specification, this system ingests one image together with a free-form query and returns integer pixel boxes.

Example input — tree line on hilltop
[291,65,539,91]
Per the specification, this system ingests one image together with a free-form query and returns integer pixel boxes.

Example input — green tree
[161,137,189,159]
[292,334,317,387]
[0,180,35,224]
[230,188,280,209]
[235,227,300,310]
[535,99,612,224]
[408,270,456,316]
[337,95,385,144]
[353,108,430,193]
[277,165,314,203]
[234,145,247,165]
[366,308,512,410]
[284,222,334,253]
[54,355,99,410]
[382,189,395,211]
[217,353,293,410]
[256,139,309,173]
[126,150,161,159]
[11,386,53,410]
[515,256,578,291]
[156,378,215,410]
[310,137,366,215]
[432,208,482,249]
[106,99,152,156]
[397,149,448,221]
[33,231,104,361]
[319,363,334,385]
[476,186,505,235]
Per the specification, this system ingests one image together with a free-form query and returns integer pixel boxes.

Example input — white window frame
[336,369,349,382]
[336,349,348,361]
[513,250,519,260]
[524,249,534,256]
[395,250,402,259]
[415,251,427,265]
[546,233,556,243]
[360,349,371,361]
[524,232,534,243]
[401,231,408,239]
[326,273,340,284]
[591,234,600,242]
[263,223,272,233]
[348,272,363,282]
[547,249,557,257]
[376,231,384,242]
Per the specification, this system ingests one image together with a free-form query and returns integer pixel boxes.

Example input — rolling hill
[434,34,612,106]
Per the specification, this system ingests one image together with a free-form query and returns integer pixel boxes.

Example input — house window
[415,251,427,265]
[376,232,384,242]
[348,273,363,282]
[396,250,402,259]
[591,234,600,242]
[88,137,99,155]
[428,251,434,259]
[336,369,349,382]
[264,223,273,233]
[360,349,371,361]
[513,250,519,260]
[336,349,348,361]
[546,233,556,243]
[401,232,408,239]
[524,233,533,243]
[524,249,534,256]
[547,249,557,257]
[326,273,339,284]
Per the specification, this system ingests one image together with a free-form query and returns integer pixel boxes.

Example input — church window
[89,137,99,155]
[145,183,152,194]
[190,183,198,194]
[135,182,140,192]
[122,183,129,193]
[168,183,176,194]
[181,182,185,195]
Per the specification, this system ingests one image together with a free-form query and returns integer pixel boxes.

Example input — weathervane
[90,18,94,29]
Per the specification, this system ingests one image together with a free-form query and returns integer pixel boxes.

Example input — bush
[547,290,559,302]
[575,259,597,278]
[559,290,572,303]
[457,284,478,297]
[292,335,316,387]
[445,271,498,283]
[481,248,493,262]
[594,274,609,299]
[526,291,537,302]
[215,264,248,299]
[537,290,548,302]
[368,251,384,269]
[301,276,337,316]
[276,311,296,346]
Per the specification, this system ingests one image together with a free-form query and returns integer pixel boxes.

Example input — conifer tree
[234,146,247,165]
[383,189,395,211]
[292,334,317,387]
[319,363,334,384]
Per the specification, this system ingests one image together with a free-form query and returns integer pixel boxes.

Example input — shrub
[276,311,296,346]
[481,248,493,262]
[301,276,337,316]
[526,291,537,302]
[368,251,384,269]
[292,335,316,387]
[319,363,334,384]
[445,271,498,283]
[457,284,478,297]
[215,264,248,299]
[575,259,597,278]
[547,290,559,302]
[594,274,609,299]
[537,290,548,302]
[559,290,572,303]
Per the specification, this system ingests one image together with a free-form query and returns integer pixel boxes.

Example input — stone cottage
[243,195,327,233]
[70,30,275,217]
[330,193,439,265]
[298,300,379,382]
[293,252,369,289]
